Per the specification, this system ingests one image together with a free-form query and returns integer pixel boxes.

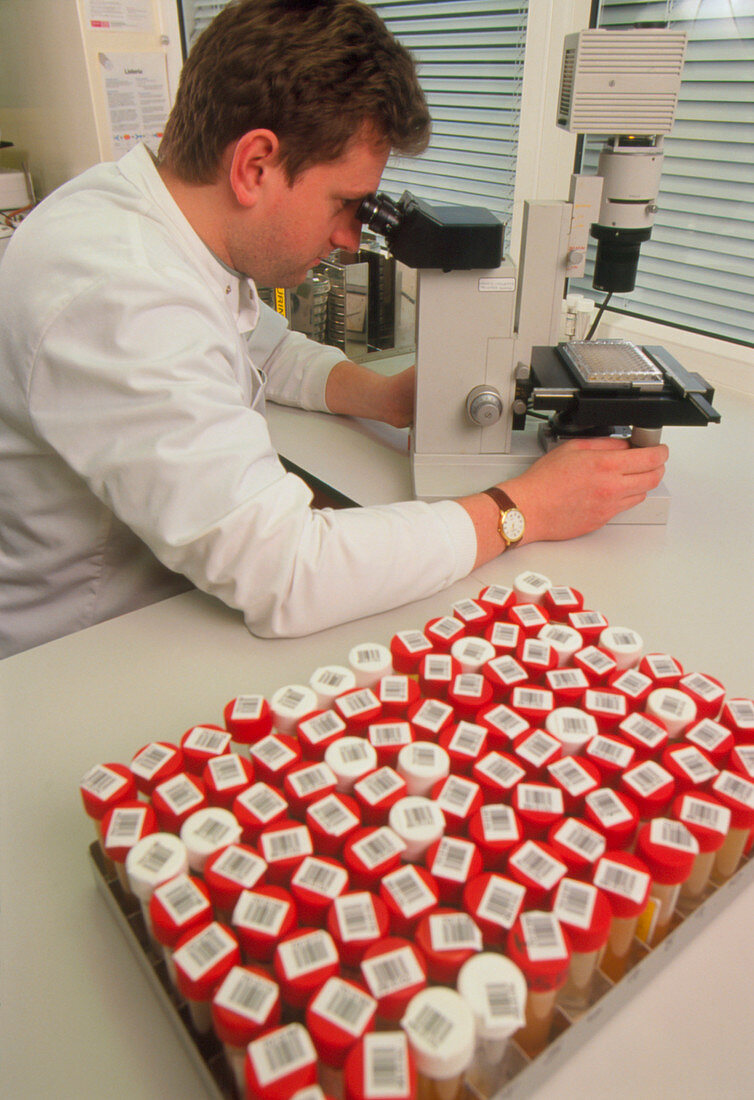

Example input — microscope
[357,28,720,520]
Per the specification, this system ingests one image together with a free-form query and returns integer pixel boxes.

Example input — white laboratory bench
[1,381,753,1100]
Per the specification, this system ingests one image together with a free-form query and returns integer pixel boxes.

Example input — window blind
[571,0,754,347]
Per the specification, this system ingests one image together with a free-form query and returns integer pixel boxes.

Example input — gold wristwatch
[483,487,525,549]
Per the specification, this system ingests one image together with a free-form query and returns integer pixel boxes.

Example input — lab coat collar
[117,143,261,336]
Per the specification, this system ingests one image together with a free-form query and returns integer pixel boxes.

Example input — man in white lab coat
[0,0,667,658]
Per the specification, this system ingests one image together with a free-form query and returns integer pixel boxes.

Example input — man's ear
[228,130,280,207]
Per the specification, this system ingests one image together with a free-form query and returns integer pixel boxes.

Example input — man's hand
[325,360,415,428]
[461,436,669,568]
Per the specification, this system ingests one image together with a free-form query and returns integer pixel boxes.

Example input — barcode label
[404,1001,453,1051]
[307,793,359,837]
[623,760,672,796]
[212,845,266,888]
[368,721,412,747]
[448,721,486,757]
[429,912,482,953]
[547,668,589,691]
[727,699,754,727]
[105,806,147,847]
[236,782,288,822]
[299,710,346,744]
[379,677,410,704]
[351,827,406,869]
[278,930,338,979]
[480,803,519,842]
[423,654,453,680]
[650,817,699,853]
[645,654,682,679]
[250,736,297,771]
[355,767,404,805]
[620,713,666,749]
[130,743,177,780]
[453,598,486,622]
[351,644,390,670]
[291,856,348,899]
[132,837,178,876]
[612,670,652,698]
[651,689,693,719]
[512,605,547,628]
[482,704,529,740]
[452,673,485,700]
[594,858,650,903]
[547,758,595,797]
[231,695,264,720]
[361,946,425,999]
[602,627,641,650]
[482,584,514,608]
[488,655,526,686]
[585,788,633,826]
[173,923,236,981]
[154,874,208,925]
[431,837,475,883]
[334,892,379,942]
[548,586,578,606]
[436,775,478,817]
[396,630,432,654]
[381,864,436,918]
[214,966,277,1025]
[483,980,526,1028]
[207,754,248,790]
[80,764,128,800]
[571,612,608,631]
[453,638,494,665]
[681,672,724,701]
[512,687,553,711]
[679,794,731,836]
[407,743,443,770]
[183,727,231,755]
[310,977,376,1037]
[338,689,380,719]
[554,878,597,930]
[233,891,289,936]
[477,875,526,930]
[490,622,520,648]
[516,783,564,815]
[249,1023,316,1087]
[686,718,729,752]
[477,752,525,790]
[553,818,606,861]
[509,840,567,890]
[670,746,718,784]
[576,645,614,674]
[190,810,238,848]
[520,910,567,961]
[363,1032,411,1099]
[272,685,315,716]
[311,666,354,691]
[394,798,443,833]
[288,763,336,798]
[585,690,626,714]
[714,770,754,808]
[155,774,204,815]
[521,639,553,665]
[588,736,634,769]
[260,825,312,864]
[411,700,453,734]
[332,739,372,765]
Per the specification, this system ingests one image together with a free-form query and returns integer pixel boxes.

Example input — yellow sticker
[273,287,287,317]
[635,896,659,945]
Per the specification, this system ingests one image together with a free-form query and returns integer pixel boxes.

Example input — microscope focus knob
[466,385,503,426]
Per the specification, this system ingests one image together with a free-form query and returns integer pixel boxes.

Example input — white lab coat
[0,144,476,658]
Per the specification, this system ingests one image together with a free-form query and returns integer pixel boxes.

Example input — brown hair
[159,0,431,183]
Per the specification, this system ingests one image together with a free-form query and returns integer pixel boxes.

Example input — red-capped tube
[232,884,298,965]
[417,652,461,699]
[390,629,434,674]
[581,687,629,734]
[553,878,612,1011]
[289,855,350,924]
[354,766,408,826]
[359,938,428,1024]
[211,965,281,1096]
[634,818,699,945]
[508,603,550,637]
[639,652,684,687]
[710,770,754,881]
[233,782,288,844]
[342,826,406,892]
[569,611,610,646]
[583,734,635,786]
[258,819,313,886]
[376,675,421,719]
[608,667,653,710]
[79,762,137,845]
[511,781,565,839]
[544,757,601,815]
[478,702,530,750]
[462,871,526,948]
[516,637,558,682]
[327,891,391,969]
[306,792,362,858]
[423,615,466,652]
[407,697,456,739]
[545,666,589,707]
[477,583,516,619]
[619,760,676,821]
[510,685,554,727]
[204,842,267,921]
[129,742,184,796]
[672,791,731,910]
[617,712,668,762]
[173,921,240,1033]
[720,697,754,741]
[484,620,522,659]
[245,1023,318,1100]
[472,750,526,804]
[661,743,719,796]
[583,787,639,851]
[685,718,734,768]
[512,729,563,778]
[484,654,529,700]
[467,803,522,871]
[283,760,338,818]
[151,772,207,834]
[592,850,651,981]
[572,643,617,684]
[506,910,571,1058]
[543,585,584,622]
[180,725,232,776]
[297,710,348,761]
[249,733,302,786]
[334,688,383,735]
[425,835,483,906]
[306,976,377,1073]
[344,1031,417,1100]
[202,753,254,810]
[431,773,483,836]
[447,672,494,720]
[367,720,414,768]
[149,872,213,986]
[273,927,340,1010]
[678,671,726,721]
[451,597,494,636]
[439,721,488,776]
[101,800,157,892]
[414,908,483,984]
[547,816,606,880]
[223,695,273,746]
[506,839,567,908]
[379,863,439,936]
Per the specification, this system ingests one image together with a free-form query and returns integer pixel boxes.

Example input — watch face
[502,509,525,543]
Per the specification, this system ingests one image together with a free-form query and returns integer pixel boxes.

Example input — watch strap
[483,487,518,514]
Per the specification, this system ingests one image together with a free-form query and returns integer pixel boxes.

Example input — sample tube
[635,818,699,946]
[414,908,483,985]
[505,910,571,1059]
[202,752,255,810]
[203,841,267,922]
[592,850,652,981]
[360,937,428,1025]
[552,878,612,1013]
[101,800,157,893]
[327,890,391,971]
[289,854,349,924]
[149,872,213,987]
[180,805,243,875]
[388,796,446,863]
[354,766,408,827]
[231,884,298,967]
[79,762,137,853]
[273,927,340,1012]
[456,952,527,1095]
[306,975,378,1098]
[344,1031,417,1100]
[211,964,281,1096]
[283,761,339,820]
[172,921,241,1033]
[129,741,184,798]
[401,986,476,1100]
[325,736,379,793]
[462,871,526,949]
[245,1023,319,1100]
[223,694,273,751]
[379,863,440,936]
[306,792,362,858]
[710,770,754,882]
[672,792,731,911]
[125,831,189,944]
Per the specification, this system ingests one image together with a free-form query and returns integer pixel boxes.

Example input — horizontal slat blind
[571,1,754,346]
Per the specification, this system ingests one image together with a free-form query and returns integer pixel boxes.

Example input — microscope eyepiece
[356,192,403,237]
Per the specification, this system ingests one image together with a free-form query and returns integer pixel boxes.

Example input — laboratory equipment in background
[358,28,720,520]
[0,142,35,261]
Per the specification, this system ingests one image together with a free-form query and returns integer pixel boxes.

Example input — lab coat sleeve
[245,299,344,412]
[27,269,478,638]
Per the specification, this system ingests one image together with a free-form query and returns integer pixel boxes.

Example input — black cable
[585,291,613,340]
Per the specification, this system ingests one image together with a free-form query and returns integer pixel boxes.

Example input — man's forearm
[324,359,415,428]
